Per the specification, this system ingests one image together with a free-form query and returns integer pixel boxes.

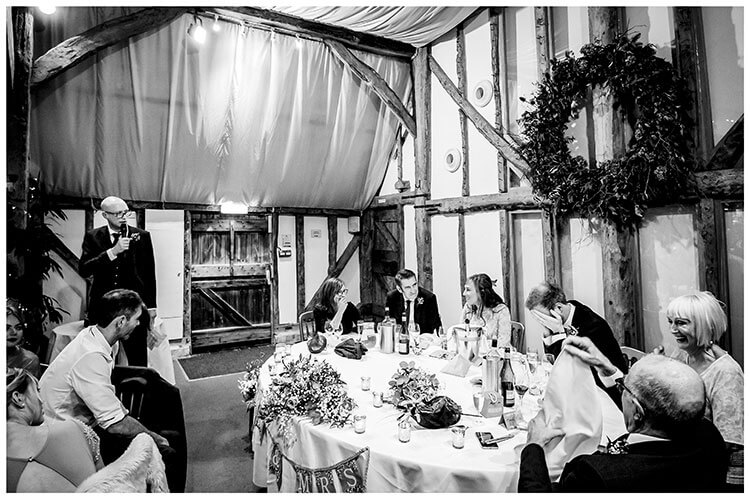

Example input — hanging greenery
[518,33,695,231]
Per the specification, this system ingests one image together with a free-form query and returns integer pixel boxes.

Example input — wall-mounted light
[38,4,56,15]
[212,14,221,32]
[188,16,206,44]
[220,201,248,214]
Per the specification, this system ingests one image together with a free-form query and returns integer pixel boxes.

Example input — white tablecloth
[251,342,625,492]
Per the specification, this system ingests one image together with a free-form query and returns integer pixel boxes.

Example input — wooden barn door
[190,213,273,349]
[371,206,403,306]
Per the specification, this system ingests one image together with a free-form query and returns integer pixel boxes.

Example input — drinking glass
[437,327,448,350]
[451,425,467,449]
[473,391,483,414]
[408,323,420,350]
[353,414,367,434]
[526,350,539,374]
[514,360,530,426]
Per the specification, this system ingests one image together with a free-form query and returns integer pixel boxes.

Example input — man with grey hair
[80,196,156,366]
[518,335,728,492]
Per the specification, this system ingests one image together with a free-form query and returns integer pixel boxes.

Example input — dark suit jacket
[386,287,442,335]
[80,225,156,365]
[544,300,628,405]
[313,302,361,335]
[519,419,728,492]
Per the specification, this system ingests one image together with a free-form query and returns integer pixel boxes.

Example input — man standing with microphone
[80,196,157,366]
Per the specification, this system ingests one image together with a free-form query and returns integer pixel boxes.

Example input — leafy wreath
[518,34,695,230]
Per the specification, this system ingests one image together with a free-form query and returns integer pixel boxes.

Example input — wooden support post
[458,214,467,293]
[295,215,306,319]
[695,199,721,297]
[456,23,470,198]
[134,208,146,229]
[359,210,374,305]
[183,212,192,352]
[673,7,713,164]
[413,46,433,290]
[85,208,95,233]
[271,211,280,334]
[534,7,551,80]
[8,7,33,230]
[589,7,636,347]
[498,210,513,314]
[327,216,338,274]
[541,209,560,284]
[490,9,508,192]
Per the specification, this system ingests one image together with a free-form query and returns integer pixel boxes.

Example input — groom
[386,269,442,335]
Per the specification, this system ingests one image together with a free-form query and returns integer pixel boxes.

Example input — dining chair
[620,346,645,369]
[298,311,315,342]
[510,321,525,352]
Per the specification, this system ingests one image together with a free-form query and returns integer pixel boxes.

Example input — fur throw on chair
[76,433,169,493]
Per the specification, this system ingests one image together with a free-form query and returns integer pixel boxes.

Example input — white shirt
[39,325,128,429]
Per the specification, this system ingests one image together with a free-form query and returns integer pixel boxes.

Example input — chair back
[621,346,645,368]
[510,321,525,352]
[298,311,315,341]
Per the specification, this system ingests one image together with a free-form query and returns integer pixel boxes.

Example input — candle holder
[372,390,383,408]
[398,420,411,443]
[360,376,371,391]
[353,414,367,434]
[451,425,467,449]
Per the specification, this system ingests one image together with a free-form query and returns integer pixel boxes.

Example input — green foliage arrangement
[518,34,695,230]
[388,360,441,407]
[255,354,357,449]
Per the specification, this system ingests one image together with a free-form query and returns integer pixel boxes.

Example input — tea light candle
[451,425,467,449]
[398,420,411,443]
[360,376,371,391]
[372,391,383,408]
[353,414,367,434]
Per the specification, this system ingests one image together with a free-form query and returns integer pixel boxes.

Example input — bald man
[518,336,728,492]
[80,196,156,366]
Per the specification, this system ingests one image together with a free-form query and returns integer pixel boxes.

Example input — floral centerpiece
[247,354,357,449]
[388,361,440,407]
[238,360,263,410]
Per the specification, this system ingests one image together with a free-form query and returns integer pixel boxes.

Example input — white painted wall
[724,208,744,367]
[561,218,605,317]
[638,207,699,355]
[145,210,184,340]
[511,212,545,356]
[464,212,504,300]
[431,216,462,328]
[624,7,674,63]
[277,215,297,324]
[303,216,329,309]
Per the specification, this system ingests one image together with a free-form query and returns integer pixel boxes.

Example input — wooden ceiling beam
[703,115,743,171]
[325,40,416,136]
[208,7,415,60]
[428,54,530,175]
[31,7,187,87]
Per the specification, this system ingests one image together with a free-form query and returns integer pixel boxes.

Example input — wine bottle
[500,347,515,407]
[397,312,410,355]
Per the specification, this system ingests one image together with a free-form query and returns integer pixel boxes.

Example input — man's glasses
[615,378,647,416]
[103,210,131,218]
[336,288,349,297]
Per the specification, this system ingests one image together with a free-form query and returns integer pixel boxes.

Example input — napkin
[333,338,368,359]
[440,353,472,377]
[535,348,603,480]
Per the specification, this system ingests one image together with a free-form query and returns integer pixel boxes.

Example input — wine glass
[408,323,420,350]
[437,327,448,350]
[514,359,530,426]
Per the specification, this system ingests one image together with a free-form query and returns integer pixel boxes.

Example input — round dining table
[251,339,626,493]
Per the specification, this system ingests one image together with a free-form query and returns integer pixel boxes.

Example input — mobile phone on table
[475,431,499,449]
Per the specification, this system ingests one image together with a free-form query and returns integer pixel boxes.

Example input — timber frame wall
[365,6,743,350]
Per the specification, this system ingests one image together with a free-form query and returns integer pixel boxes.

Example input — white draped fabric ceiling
[30,8,414,209]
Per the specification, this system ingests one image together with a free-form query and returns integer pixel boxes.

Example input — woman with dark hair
[461,273,511,347]
[7,302,40,378]
[313,277,361,336]
[6,368,102,492]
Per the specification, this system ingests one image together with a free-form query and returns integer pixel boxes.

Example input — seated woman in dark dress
[313,278,361,336]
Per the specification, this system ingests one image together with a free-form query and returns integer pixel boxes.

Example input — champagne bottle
[397,312,410,355]
[500,347,515,407]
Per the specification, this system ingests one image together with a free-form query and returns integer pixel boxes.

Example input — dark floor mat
[178,344,275,380]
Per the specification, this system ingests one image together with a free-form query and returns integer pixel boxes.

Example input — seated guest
[386,269,442,335]
[313,278,361,335]
[663,291,743,487]
[519,336,728,492]
[462,273,510,346]
[7,367,102,492]
[525,281,627,393]
[39,289,175,473]
[6,302,40,378]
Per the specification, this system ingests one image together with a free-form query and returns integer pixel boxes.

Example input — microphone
[119,222,128,239]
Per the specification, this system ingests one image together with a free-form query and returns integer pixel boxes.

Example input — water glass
[353,414,367,434]
[361,376,371,391]
[451,425,467,449]
[473,391,483,413]
[398,420,411,443]
[408,323,420,348]
[372,391,383,408]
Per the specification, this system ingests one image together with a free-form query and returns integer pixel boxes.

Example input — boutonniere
[130,233,141,243]
[416,297,425,306]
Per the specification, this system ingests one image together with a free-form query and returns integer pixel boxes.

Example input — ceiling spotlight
[39,4,56,15]
[212,14,221,32]
[188,17,206,44]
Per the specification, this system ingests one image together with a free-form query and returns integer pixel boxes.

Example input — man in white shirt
[40,289,169,456]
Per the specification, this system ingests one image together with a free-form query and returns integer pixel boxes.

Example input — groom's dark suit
[518,418,728,492]
[80,224,156,365]
[386,287,442,335]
